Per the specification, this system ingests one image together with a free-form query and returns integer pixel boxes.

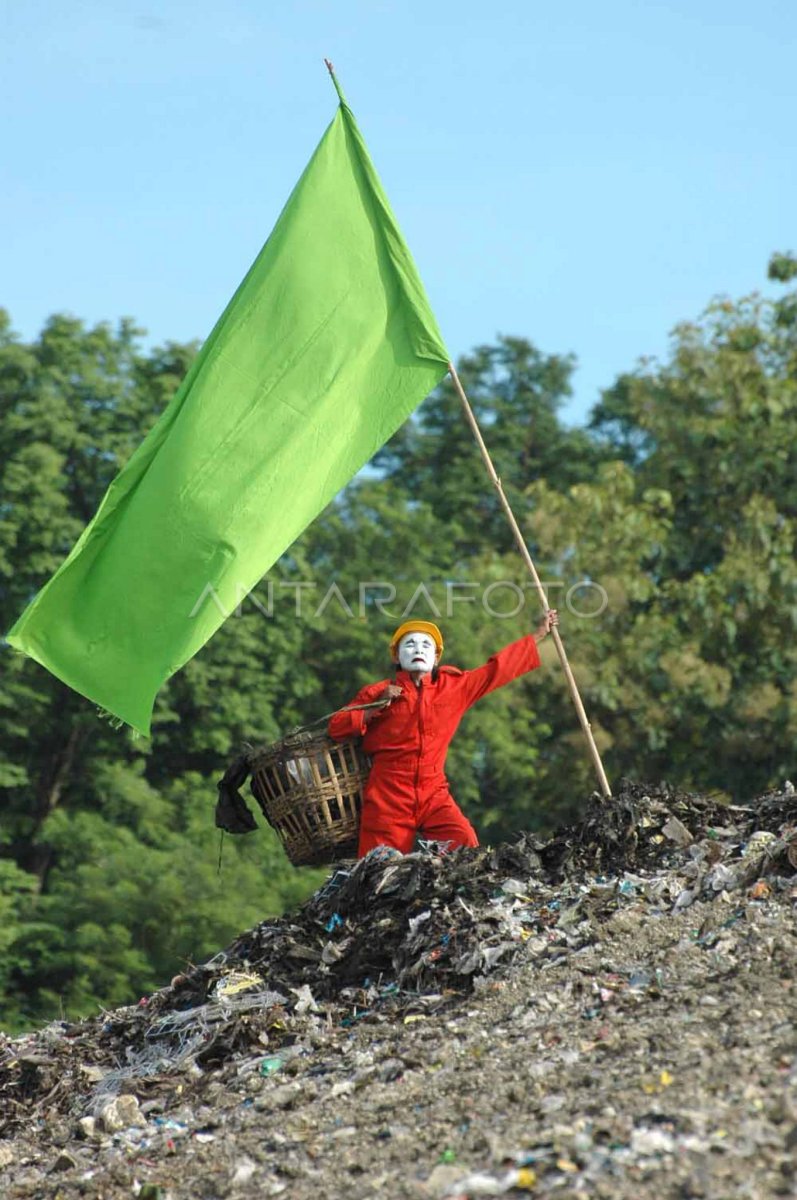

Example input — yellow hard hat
[389,620,444,659]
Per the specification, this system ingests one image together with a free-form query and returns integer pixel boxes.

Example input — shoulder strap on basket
[293,697,391,732]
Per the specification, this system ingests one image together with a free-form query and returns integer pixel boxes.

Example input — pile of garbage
[2,778,795,1146]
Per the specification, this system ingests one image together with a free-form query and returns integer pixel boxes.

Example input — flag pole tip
[323,58,345,103]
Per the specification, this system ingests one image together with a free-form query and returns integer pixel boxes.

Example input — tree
[590,283,797,579]
[374,336,606,556]
[0,313,325,1030]
[541,267,797,801]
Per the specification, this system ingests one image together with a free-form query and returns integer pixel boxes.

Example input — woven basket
[249,729,369,867]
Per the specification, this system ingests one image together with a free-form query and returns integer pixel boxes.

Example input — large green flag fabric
[7,95,450,736]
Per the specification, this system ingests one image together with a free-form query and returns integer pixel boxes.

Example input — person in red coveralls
[328,612,559,857]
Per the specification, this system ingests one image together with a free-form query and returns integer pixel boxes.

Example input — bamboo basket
[249,729,369,867]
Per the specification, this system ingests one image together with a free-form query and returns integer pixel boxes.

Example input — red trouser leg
[357,773,479,857]
[357,777,417,857]
[358,815,416,857]
[418,787,479,849]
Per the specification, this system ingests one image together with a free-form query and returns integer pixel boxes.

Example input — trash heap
[1,779,796,1141]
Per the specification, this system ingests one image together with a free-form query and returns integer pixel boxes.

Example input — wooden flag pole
[324,58,343,99]
[447,361,612,798]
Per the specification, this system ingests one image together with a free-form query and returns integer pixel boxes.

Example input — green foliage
[372,336,605,555]
[2,258,796,1030]
[590,292,797,575]
[0,860,40,1026]
[571,279,797,797]
[0,312,324,1031]
[768,251,797,283]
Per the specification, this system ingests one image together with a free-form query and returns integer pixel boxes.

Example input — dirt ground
[2,781,796,1199]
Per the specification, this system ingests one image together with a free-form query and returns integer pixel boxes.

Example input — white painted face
[397,631,438,674]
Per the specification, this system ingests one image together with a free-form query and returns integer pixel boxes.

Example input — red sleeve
[455,635,541,709]
[327,681,388,741]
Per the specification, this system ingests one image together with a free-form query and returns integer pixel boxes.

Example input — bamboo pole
[447,361,612,798]
[320,60,610,796]
[324,58,343,99]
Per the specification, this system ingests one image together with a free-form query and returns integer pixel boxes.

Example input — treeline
[1,255,796,1030]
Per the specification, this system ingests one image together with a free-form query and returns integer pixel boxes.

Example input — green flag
[7,92,450,736]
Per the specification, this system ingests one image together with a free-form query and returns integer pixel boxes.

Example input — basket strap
[249,698,391,745]
[292,698,391,734]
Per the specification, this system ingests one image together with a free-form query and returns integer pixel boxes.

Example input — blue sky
[3,0,795,424]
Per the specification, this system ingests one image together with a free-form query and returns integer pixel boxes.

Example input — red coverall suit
[328,635,541,856]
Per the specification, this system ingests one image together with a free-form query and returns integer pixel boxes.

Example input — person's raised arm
[456,610,559,709]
